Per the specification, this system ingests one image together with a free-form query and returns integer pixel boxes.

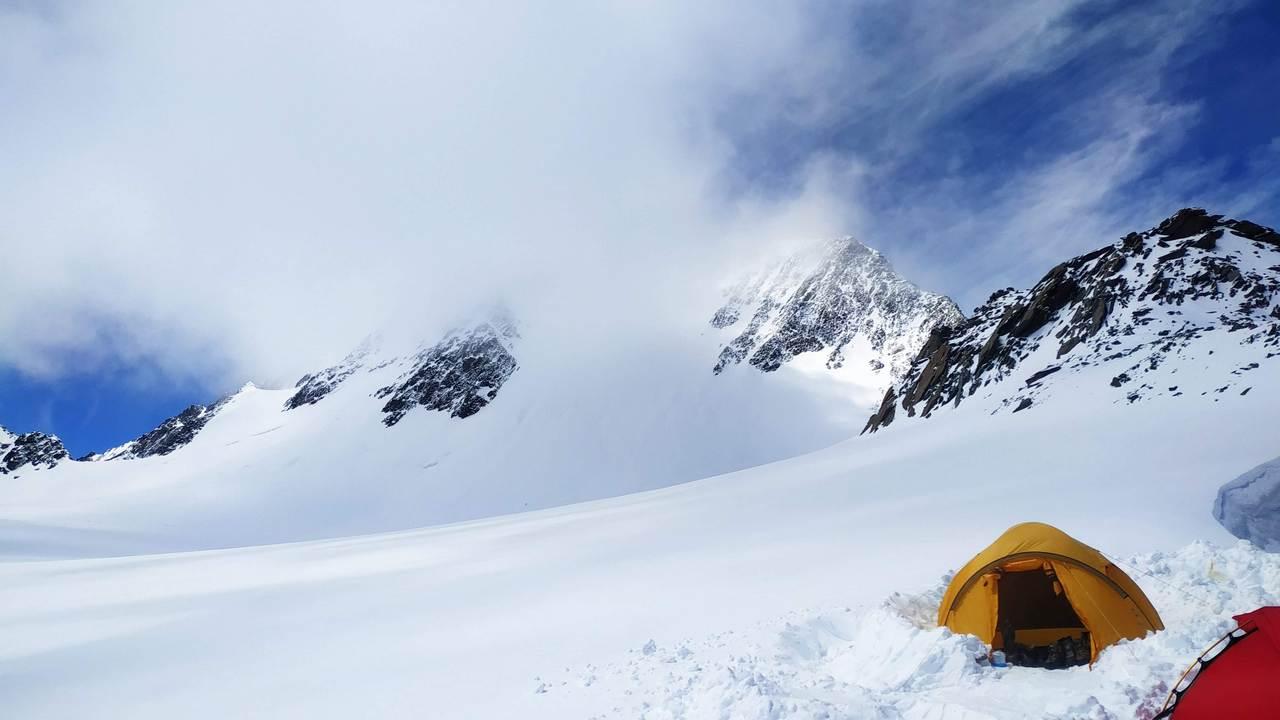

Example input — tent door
[995,568,1090,668]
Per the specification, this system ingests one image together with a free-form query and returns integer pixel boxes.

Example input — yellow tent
[937,522,1163,663]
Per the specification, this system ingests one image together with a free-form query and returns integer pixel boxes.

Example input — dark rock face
[129,405,217,457]
[1,432,69,474]
[1157,208,1222,239]
[864,208,1280,432]
[1025,366,1061,386]
[1228,219,1280,246]
[709,305,740,329]
[378,319,519,426]
[284,345,372,410]
[287,367,358,410]
[103,400,229,460]
[862,387,897,434]
[711,238,964,381]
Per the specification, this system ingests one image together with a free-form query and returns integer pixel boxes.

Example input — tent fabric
[1161,607,1280,719]
[937,522,1164,662]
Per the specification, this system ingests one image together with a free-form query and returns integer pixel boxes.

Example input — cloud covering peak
[0,1,1273,393]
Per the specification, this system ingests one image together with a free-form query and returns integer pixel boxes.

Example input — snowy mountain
[3,211,1280,719]
[865,208,1280,432]
[286,317,519,423]
[0,238,952,554]
[4,318,1279,718]
[90,401,232,462]
[712,237,963,385]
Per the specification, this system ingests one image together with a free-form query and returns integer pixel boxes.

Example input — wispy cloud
[0,0,1270,387]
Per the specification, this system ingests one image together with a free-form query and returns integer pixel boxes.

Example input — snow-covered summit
[865,208,1280,432]
[283,316,520,426]
[71,317,522,467]
[712,236,963,385]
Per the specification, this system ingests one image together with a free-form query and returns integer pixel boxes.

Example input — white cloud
[0,2,855,388]
[0,0,1266,389]
[837,0,1264,310]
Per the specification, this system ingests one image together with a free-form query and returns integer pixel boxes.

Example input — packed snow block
[1215,457,1280,551]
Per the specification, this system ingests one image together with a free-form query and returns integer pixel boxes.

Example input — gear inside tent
[1155,607,1280,719]
[937,522,1163,667]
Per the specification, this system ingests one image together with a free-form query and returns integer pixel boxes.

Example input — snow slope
[0,237,957,554]
[2,378,1278,718]
[3,211,1280,718]
[0,332,878,556]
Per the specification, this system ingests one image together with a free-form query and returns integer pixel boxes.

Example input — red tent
[1156,607,1280,718]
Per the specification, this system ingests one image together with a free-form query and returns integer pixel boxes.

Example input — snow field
[536,541,1280,719]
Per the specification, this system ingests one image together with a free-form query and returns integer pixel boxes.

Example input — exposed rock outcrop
[98,399,231,460]
[864,208,1280,432]
[284,343,374,410]
[0,431,69,474]
[377,318,520,426]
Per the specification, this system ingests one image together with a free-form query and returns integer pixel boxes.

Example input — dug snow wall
[1216,456,1280,550]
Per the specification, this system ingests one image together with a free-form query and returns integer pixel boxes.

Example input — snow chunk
[1215,456,1280,550]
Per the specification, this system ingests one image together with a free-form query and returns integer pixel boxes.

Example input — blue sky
[0,0,1277,456]
[0,367,210,457]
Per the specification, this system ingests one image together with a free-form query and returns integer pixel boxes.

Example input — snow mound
[538,541,1280,719]
[1215,455,1280,551]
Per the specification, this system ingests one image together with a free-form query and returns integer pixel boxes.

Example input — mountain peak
[864,208,1280,432]
[711,236,963,384]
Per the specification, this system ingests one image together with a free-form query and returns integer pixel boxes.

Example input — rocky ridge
[864,208,1280,432]
[94,399,232,461]
[63,319,520,464]
[284,342,377,410]
[375,318,520,426]
[0,429,69,475]
[712,237,963,382]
